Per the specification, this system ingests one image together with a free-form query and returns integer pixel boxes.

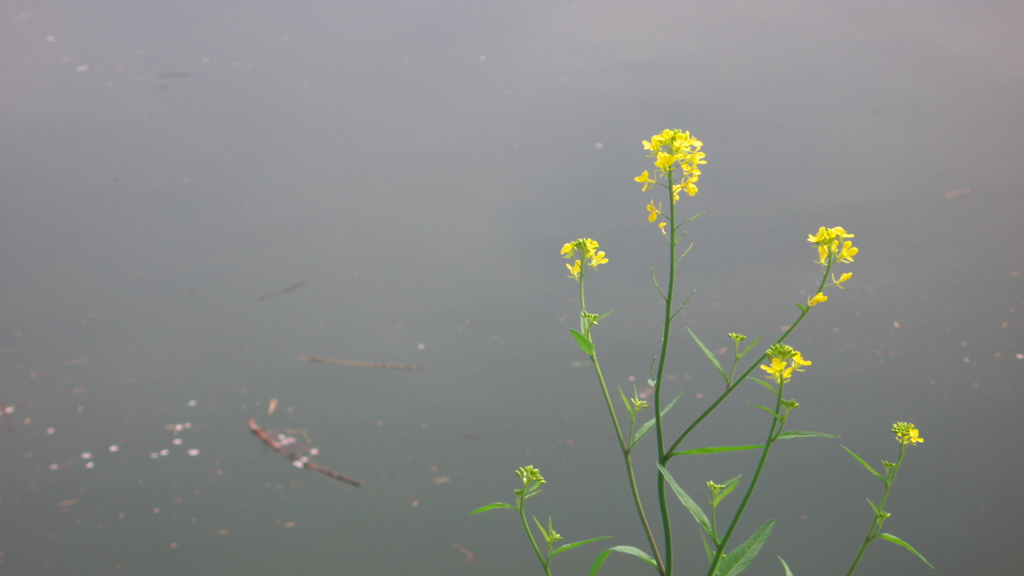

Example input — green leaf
[775,430,840,440]
[794,302,808,313]
[533,517,550,541]
[469,502,515,514]
[747,403,781,420]
[841,445,886,483]
[570,329,595,356]
[589,546,657,576]
[670,445,764,457]
[876,533,935,569]
[750,377,776,394]
[739,335,764,359]
[688,328,730,385]
[632,393,682,448]
[619,386,634,418]
[718,519,775,576]
[594,310,613,323]
[701,530,716,562]
[778,556,795,576]
[550,536,611,559]
[657,463,713,536]
[713,474,743,507]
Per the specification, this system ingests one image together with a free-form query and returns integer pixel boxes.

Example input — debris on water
[942,188,972,199]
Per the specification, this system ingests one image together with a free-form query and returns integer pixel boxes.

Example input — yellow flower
[832,271,852,288]
[838,241,858,263]
[647,200,662,223]
[566,260,582,280]
[760,357,788,379]
[654,151,675,173]
[561,238,608,280]
[760,344,811,384]
[635,170,657,192]
[658,221,667,235]
[807,292,828,307]
[808,226,859,267]
[892,422,924,445]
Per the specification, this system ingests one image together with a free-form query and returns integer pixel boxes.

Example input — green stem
[518,495,551,576]
[666,259,834,457]
[706,382,786,576]
[844,445,907,576]
[589,350,665,574]
[653,173,680,575]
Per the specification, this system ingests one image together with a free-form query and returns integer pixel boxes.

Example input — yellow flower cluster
[560,238,609,280]
[805,226,858,304]
[807,226,859,267]
[759,343,812,384]
[892,422,924,445]
[634,129,707,207]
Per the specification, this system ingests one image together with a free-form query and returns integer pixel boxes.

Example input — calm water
[1,2,1021,574]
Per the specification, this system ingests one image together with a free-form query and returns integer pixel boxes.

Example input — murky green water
[1,2,1021,574]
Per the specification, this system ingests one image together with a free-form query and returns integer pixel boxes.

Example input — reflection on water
[1,2,1022,575]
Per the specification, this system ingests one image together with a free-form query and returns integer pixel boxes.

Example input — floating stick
[256,279,308,302]
[298,355,426,371]
[248,418,360,487]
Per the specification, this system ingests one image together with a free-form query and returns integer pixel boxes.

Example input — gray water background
[1,2,1022,575]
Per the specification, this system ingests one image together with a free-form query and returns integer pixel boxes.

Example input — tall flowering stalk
[842,424,933,574]
[474,129,930,576]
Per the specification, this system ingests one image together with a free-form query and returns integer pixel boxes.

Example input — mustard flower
[892,422,924,445]
[832,271,853,288]
[808,226,859,267]
[561,238,608,280]
[760,344,811,384]
[639,128,706,203]
[807,292,828,307]
[635,170,656,192]
[647,200,662,223]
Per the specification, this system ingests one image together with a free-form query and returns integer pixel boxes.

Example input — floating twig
[453,542,477,563]
[298,355,426,371]
[248,417,360,487]
[256,279,308,302]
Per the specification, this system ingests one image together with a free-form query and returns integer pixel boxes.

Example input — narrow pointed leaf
[877,533,935,569]
[775,430,839,440]
[688,328,730,385]
[589,546,657,576]
[713,474,743,507]
[747,403,781,420]
[570,329,595,356]
[632,393,683,447]
[701,530,716,563]
[595,310,614,323]
[550,536,611,559]
[718,519,775,576]
[533,517,549,540]
[657,463,712,535]
[750,377,777,394]
[670,445,764,457]
[469,502,515,514]
[841,445,886,483]
[619,387,633,418]
[740,335,764,359]
[779,556,795,576]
